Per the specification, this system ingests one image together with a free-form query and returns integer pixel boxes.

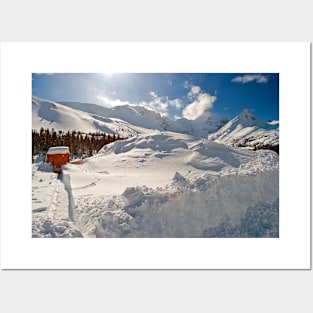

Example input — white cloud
[149,91,158,98]
[148,92,170,115]
[140,97,169,117]
[188,86,201,98]
[169,98,183,110]
[183,92,216,120]
[96,95,130,107]
[150,97,169,114]
[231,74,269,84]
[97,84,216,120]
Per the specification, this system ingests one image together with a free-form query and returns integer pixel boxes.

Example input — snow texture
[32,162,82,238]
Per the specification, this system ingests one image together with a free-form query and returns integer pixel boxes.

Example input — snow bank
[65,131,279,238]
[32,215,83,238]
[73,169,278,238]
[32,162,82,238]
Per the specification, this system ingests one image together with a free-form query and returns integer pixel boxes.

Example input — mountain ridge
[32,96,278,151]
[208,108,279,151]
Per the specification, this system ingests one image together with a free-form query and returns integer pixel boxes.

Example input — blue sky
[32,73,279,121]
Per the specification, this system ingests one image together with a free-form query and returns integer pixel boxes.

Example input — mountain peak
[238,108,256,123]
[208,107,279,149]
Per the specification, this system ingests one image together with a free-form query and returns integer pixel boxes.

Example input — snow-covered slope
[59,100,170,132]
[208,108,279,149]
[169,111,228,138]
[32,96,146,137]
[32,131,279,238]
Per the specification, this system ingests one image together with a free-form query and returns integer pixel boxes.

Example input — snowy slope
[169,111,228,138]
[59,100,170,132]
[32,131,279,238]
[208,108,279,149]
[32,96,146,137]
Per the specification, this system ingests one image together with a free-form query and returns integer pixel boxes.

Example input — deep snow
[32,131,279,238]
[32,161,82,237]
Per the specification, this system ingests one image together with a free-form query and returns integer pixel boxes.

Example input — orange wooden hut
[46,146,70,173]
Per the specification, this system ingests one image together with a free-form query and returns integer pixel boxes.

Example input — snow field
[53,131,279,238]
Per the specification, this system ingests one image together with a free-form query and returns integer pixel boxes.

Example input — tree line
[32,127,126,159]
[254,144,279,155]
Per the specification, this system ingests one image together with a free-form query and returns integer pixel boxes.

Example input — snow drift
[55,131,279,238]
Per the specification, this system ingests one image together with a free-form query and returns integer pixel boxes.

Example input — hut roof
[47,146,70,155]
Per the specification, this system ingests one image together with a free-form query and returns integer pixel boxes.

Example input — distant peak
[238,108,256,121]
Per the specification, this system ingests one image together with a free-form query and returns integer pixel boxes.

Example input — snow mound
[203,199,279,237]
[57,131,279,238]
[72,170,279,237]
[32,216,83,238]
[96,131,278,177]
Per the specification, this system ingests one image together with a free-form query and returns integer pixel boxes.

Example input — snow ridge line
[62,173,76,224]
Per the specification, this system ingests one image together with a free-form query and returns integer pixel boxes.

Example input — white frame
[0,42,311,269]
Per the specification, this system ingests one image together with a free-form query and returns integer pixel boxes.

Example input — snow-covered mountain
[58,100,170,132]
[169,111,228,138]
[61,99,230,137]
[33,96,279,146]
[33,96,228,138]
[208,108,279,150]
[33,96,279,153]
[32,96,147,137]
